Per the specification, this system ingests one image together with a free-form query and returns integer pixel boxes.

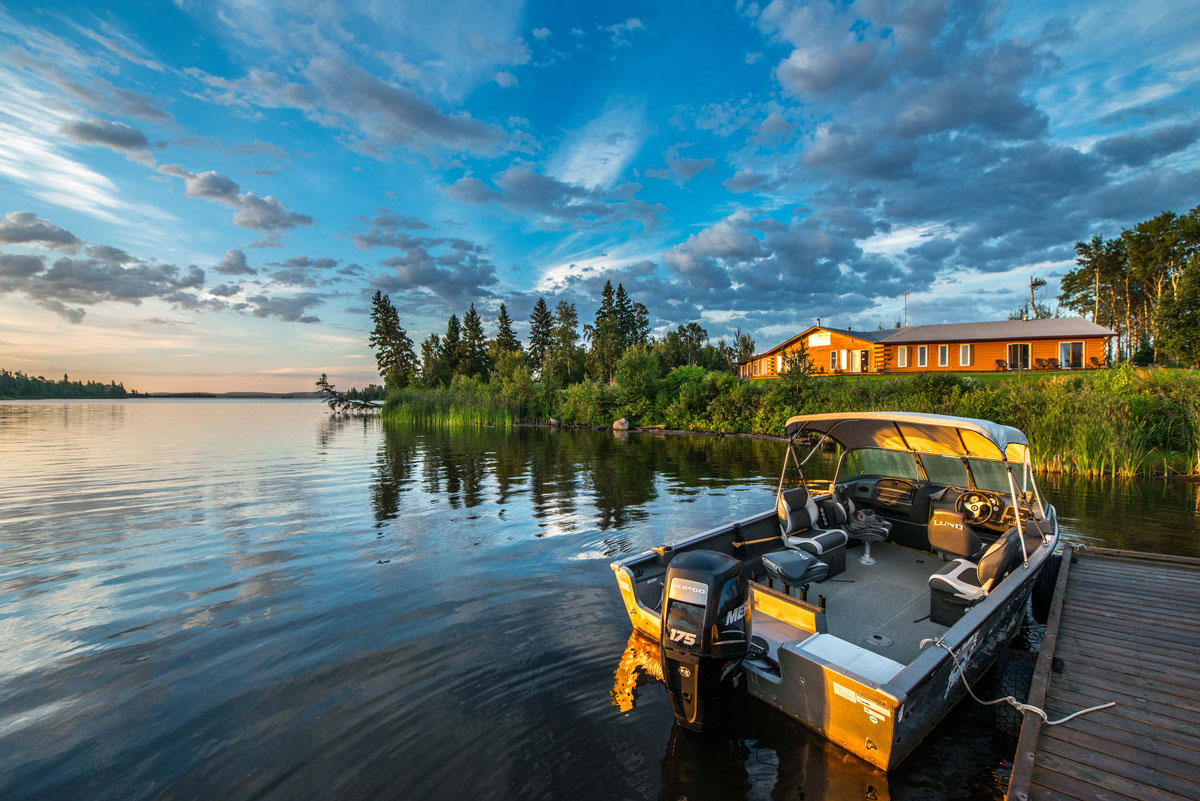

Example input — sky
[0,0,1197,392]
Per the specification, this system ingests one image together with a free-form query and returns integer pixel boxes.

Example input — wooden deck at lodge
[1008,545,1200,801]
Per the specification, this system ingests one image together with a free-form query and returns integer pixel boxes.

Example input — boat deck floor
[812,542,948,667]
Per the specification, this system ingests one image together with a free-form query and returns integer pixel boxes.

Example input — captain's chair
[927,528,1024,626]
[777,487,848,577]
[820,487,892,566]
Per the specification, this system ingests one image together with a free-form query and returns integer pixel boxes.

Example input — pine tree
[369,290,418,390]
[443,314,462,375]
[586,280,623,383]
[614,283,635,348]
[461,303,490,379]
[527,297,553,378]
[632,302,651,346]
[494,303,521,354]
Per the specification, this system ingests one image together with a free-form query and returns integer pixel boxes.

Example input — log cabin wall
[738,327,880,379]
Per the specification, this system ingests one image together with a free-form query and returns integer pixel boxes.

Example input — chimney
[816,318,821,327]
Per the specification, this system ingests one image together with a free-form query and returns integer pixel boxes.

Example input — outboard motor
[660,550,748,732]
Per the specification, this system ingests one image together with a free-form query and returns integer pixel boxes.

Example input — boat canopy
[784,411,1030,462]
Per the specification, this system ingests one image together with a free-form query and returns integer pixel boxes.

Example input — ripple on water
[0,400,1196,800]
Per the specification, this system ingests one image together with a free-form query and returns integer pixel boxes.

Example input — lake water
[1,400,1196,801]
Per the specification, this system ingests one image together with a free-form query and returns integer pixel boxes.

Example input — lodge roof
[880,317,1117,344]
[739,318,1116,365]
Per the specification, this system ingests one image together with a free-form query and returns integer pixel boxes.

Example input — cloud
[209,283,242,297]
[722,170,776,193]
[645,143,716,185]
[533,27,552,40]
[0,211,83,251]
[1093,123,1200,167]
[548,102,646,189]
[60,117,151,151]
[158,164,313,233]
[240,293,323,323]
[1,240,211,323]
[188,55,508,157]
[215,248,254,275]
[494,71,517,88]
[444,166,664,232]
[604,18,645,46]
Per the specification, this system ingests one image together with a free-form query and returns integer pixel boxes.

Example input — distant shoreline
[1,392,321,400]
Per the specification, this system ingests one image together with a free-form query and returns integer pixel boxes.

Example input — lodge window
[897,346,908,368]
[1059,341,1083,369]
[918,346,928,367]
[938,345,949,367]
[960,344,972,366]
[830,351,838,371]
[776,354,783,373]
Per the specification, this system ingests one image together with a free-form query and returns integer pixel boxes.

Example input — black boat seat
[761,549,829,589]
[928,509,983,560]
[820,488,891,565]
[928,528,1024,625]
[777,487,848,577]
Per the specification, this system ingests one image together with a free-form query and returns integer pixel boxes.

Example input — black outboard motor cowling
[660,550,748,732]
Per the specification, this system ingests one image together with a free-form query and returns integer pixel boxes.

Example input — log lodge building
[738,318,1116,379]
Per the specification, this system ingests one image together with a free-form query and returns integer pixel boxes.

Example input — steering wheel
[956,491,995,525]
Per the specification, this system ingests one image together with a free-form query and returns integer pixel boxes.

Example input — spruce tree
[494,303,521,354]
[369,290,418,390]
[632,302,651,346]
[443,314,462,375]
[586,280,623,383]
[528,297,553,378]
[614,283,635,348]
[461,303,490,379]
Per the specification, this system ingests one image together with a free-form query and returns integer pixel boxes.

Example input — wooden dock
[1007,544,1200,801]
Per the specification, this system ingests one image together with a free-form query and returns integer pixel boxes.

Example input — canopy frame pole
[1005,463,1029,566]
[1025,450,1047,521]
[775,439,794,505]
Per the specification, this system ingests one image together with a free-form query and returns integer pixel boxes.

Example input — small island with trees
[0,370,138,399]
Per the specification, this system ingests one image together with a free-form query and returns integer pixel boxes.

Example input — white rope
[920,638,1115,726]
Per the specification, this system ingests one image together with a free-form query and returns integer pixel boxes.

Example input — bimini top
[784,411,1030,462]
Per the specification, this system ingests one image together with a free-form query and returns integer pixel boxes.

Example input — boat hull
[611,509,1058,770]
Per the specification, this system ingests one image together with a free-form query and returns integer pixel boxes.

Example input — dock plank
[1007,546,1200,801]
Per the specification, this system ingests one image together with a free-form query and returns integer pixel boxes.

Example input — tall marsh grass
[384,360,1200,477]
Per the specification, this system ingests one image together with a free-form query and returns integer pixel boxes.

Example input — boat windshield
[966,458,1018,493]
[841,449,923,482]
[919,454,969,488]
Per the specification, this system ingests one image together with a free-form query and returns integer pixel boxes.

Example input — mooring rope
[920,638,1115,726]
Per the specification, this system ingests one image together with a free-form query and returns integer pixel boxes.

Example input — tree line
[368,281,757,393]
[0,370,135,399]
[1059,205,1200,365]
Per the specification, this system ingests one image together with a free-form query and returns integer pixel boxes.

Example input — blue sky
[0,0,1197,391]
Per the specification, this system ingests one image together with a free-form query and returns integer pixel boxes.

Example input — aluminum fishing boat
[610,412,1058,770]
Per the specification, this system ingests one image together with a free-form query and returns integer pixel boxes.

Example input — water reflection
[1,402,1196,801]
[612,634,891,801]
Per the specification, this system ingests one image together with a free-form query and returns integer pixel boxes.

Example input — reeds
[382,365,1200,477]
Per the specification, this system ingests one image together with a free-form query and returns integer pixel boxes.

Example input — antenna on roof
[901,290,911,327]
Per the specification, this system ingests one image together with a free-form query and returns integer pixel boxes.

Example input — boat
[610,411,1059,770]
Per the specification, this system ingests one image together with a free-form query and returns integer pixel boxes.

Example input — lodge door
[1007,343,1030,370]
